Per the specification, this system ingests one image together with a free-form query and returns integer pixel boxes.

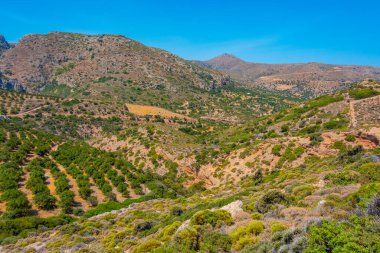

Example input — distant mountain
[194,54,380,97]
[0,32,231,95]
[0,34,10,55]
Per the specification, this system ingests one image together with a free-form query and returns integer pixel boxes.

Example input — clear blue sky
[2,0,380,66]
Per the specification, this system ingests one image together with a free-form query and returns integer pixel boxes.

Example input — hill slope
[0,33,299,122]
[0,32,231,93]
[195,54,380,97]
[0,82,379,252]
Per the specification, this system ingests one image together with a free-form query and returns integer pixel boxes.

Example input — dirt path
[44,169,60,201]
[0,201,6,213]
[5,105,48,118]
[349,100,357,128]
[88,177,106,203]
[113,166,139,199]
[19,168,38,211]
[105,175,125,202]
[48,155,90,210]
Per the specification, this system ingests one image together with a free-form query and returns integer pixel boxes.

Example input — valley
[0,32,379,253]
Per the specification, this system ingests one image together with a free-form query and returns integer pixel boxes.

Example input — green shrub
[323,118,348,130]
[201,232,232,252]
[132,240,162,253]
[292,185,315,198]
[229,221,264,250]
[191,209,233,227]
[324,171,359,186]
[331,141,347,151]
[345,134,356,142]
[251,212,263,220]
[271,145,283,156]
[349,88,379,100]
[255,190,287,213]
[233,235,259,251]
[305,217,380,253]
[270,221,288,234]
[171,206,183,216]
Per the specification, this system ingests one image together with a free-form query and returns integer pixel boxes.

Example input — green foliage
[331,140,347,151]
[62,99,80,107]
[170,206,183,216]
[0,215,73,244]
[132,239,162,253]
[271,144,283,156]
[191,209,233,227]
[305,217,380,253]
[255,190,287,213]
[229,221,264,250]
[323,117,348,130]
[345,134,356,142]
[349,88,380,100]
[324,171,359,186]
[55,63,75,76]
[270,221,288,234]
[346,183,380,208]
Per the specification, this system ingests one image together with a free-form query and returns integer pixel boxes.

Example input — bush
[201,232,232,252]
[191,209,233,227]
[171,206,183,216]
[271,145,283,156]
[270,221,288,234]
[345,134,356,142]
[367,192,380,217]
[33,192,56,210]
[323,118,348,130]
[233,235,259,251]
[251,212,263,220]
[305,217,380,253]
[134,221,155,233]
[324,171,359,186]
[229,221,264,250]
[255,190,287,213]
[132,240,162,253]
[349,88,379,100]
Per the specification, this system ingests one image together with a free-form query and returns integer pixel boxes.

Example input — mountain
[0,32,231,94]
[195,54,380,97]
[0,34,10,55]
[0,32,297,122]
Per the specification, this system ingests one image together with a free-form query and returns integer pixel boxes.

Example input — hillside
[195,54,380,97]
[0,33,300,122]
[0,32,230,93]
[0,80,379,252]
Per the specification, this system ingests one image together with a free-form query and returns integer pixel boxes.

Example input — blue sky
[2,0,380,66]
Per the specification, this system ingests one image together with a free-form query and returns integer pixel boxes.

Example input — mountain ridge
[195,54,380,97]
[0,32,231,94]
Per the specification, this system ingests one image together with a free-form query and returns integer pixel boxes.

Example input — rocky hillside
[0,33,297,122]
[0,32,230,94]
[195,54,380,97]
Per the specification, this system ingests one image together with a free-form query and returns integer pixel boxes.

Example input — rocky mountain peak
[208,53,246,65]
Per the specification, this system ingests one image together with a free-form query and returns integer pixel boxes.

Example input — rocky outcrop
[0,35,10,55]
[0,77,26,92]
